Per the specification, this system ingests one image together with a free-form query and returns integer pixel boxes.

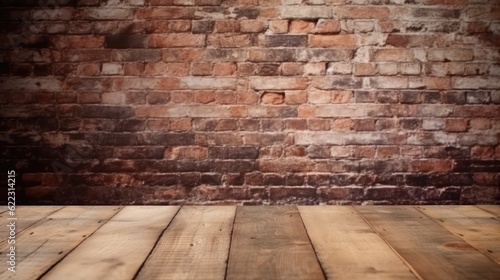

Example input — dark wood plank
[299,206,417,279]
[356,206,500,280]
[226,206,325,280]
[43,206,179,280]
[136,206,236,280]
[417,205,500,264]
[0,206,121,280]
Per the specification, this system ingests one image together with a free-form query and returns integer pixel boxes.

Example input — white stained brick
[413,49,427,62]
[102,92,125,104]
[102,63,123,75]
[452,77,488,89]
[327,62,352,75]
[345,20,375,33]
[281,6,333,19]
[304,63,326,76]
[399,63,421,75]
[308,89,331,104]
[377,63,398,75]
[370,76,408,89]
[422,119,445,130]
[282,0,302,4]
[85,8,133,20]
[419,105,453,117]
[129,0,145,6]
[295,132,344,145]
[181,77,238,90]
[315,104,365,117]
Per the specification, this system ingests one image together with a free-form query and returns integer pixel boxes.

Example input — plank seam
[0,206,65,244]
[414,206,500,265]
[352,206,424,280]
[131,205,182,280]
[36,206,124,280]
[297,206,328,280]
[475,205,500,217]
[223,205,239,280]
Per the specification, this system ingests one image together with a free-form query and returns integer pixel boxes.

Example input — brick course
[0,0,499,205]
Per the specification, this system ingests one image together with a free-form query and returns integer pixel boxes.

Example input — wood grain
[43,206,179,280]
[477,205,500,217]
[417,205,500,264]
[299,206,417,280]
[136,206,236,280]
[0,206,64,243]
[226,206,325,280]
[0,206,121,280]
[356,206,500,280]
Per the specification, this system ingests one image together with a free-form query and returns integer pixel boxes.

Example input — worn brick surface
[0,0,498,205]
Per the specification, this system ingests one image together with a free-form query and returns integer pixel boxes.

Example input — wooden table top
[1,206,499,280]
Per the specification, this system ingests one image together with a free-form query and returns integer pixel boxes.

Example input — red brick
[422,77,451,90]
[354,146,376,158]
[215,20,240,33]
[331,118,353,131]
[149,34,205,47]
[469,118,491,130]
[354,63,377,76]
[123,63,144,76]
[289,20,315,33]
[471,146,495,159]
[240,20,266,33]
[77,63,100,76]
[445,119,468,132]
[144,62,190,76]
[309,34,358,47]
[136,7,195,19]
[207,34,256,48]
[191,62,212,76]
[371,48,414,62]
[281,63,303,76]
[386,34,435,48]
[410,160,453,172]
[213,62,237,76]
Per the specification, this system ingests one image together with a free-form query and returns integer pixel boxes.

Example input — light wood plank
[226,206,325,280]
[477,205,500,217]
[299,206,417,280]
[136,206,236,280]
[356,206,500,280]
[0,206,121,280]
[0,206,64,243]
[42,206,179,280]
[417,206,500,265]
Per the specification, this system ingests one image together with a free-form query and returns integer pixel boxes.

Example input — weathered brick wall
[0,0,499,205]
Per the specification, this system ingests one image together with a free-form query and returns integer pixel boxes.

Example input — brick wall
[0,0,499,205]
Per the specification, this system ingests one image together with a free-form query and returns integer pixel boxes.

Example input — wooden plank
[417,206,500,265]
[226,206,325,280]
[0,206,64,243]
[42,206,179,280]
[136,206,236,280]
[299,206,417,280]
[476,205,500,217]
[356,206,500,280]
[0,206,121,280]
